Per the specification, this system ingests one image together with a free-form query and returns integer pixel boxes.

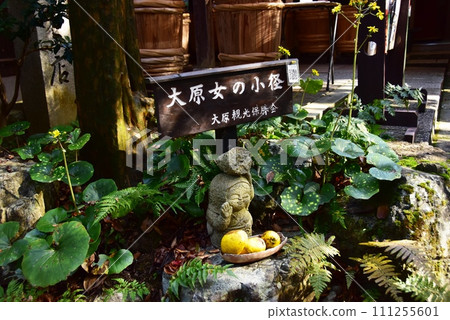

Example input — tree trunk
[68,0,152,187]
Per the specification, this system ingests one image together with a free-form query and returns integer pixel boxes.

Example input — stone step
[302,84,350,119]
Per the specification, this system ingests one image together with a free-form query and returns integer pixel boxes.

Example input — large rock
[162,252,314,302]
[0,157,55,234]
[335,167,450,259]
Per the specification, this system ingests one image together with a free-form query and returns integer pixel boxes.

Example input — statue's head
[226,180,252,211]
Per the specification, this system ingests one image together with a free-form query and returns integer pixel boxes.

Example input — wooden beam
[191,0,215,68]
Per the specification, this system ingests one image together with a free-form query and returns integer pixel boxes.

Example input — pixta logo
[127,130,325,175]
[126,129,172,175]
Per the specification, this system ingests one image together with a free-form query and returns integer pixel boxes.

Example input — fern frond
[345,270,356,289]
[396,274,450,302]
[360,240,428,271]
[285,233,340,275]
[166,259,234,301]
[308,262,333,300]
[94,185,162,223]
[353,253,403,301]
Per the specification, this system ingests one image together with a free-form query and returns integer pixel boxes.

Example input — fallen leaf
[266,171,275,183]
[377,204,389,219]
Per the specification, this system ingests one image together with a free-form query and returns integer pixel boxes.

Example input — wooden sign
[147,59,299,137]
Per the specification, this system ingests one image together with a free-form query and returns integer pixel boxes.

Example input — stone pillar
[10,1,77,133]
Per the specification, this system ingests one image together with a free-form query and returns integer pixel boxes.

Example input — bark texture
[68,0,152,186]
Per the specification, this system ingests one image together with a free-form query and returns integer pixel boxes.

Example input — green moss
[398,156,419,168]
[403,209,425,236]
[415,193,422,202]
[418,181,435,198]
[398,184,414,194]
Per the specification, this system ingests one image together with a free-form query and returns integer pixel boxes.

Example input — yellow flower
[367,26,379,34]
[332,3,341,14]
[311,69,319,76]
[368,2,380,11]
[376,10,384,20]
[50,129,61,139]
[278,46,291,57]
[354,13,364,19]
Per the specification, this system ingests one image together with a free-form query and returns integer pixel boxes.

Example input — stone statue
[206,147,254,248]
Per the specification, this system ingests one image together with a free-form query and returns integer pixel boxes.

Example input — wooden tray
[221,232,287,264]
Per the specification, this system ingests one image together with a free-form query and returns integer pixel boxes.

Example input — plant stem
[59,140,79,214]
[300,80,309,106]
[346,17,361,136]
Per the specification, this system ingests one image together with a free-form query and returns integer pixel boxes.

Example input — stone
[9,1,77,133]
[207,147,255,248]
[215,147,253,176]
[0,157,55,234]
[162,252,314,302]
[334,167,450,259]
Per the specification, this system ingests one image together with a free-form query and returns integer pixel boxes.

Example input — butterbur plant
[22,126,94,212]
[332,0,384,135]
[0,179,135,288]
[297,69,323,107]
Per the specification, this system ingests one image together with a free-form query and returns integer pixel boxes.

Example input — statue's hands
[221,202,232,218]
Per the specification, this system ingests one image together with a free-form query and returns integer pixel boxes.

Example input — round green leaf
[22,221,90,287]
[87,236,101,257]
[287,137,315,158]
[261,156,289,183]
[292,104,309,119]
[36,208,69,233]
[13,142,41,160]
[28,133,53,145]
[331,138,364,159]
[367,145,399,162]
[366,133,388,147]
[37,149,64,164]
[299,192,321,216]
[29,163,65,183]
[0,221,20,242]
[310,119,326,128]
[280,185,320,216]
[68,133,91,151]
[280,185,303,215]
[304,181,320,194]
[0,121,30,137]
[287,168,308,187]
[319,183,336,205]
[300,78,323,94]
[82,179,118,202]
[166,154,190,179]
[344,172,379,200]
[344,161,361,177]
[253,177,274,197]
[107,249,134,274]
[61,161,94,186]
[367,153,402,181]
[0,221,23,266]
[75,207,101,242]
[71,207,101,257]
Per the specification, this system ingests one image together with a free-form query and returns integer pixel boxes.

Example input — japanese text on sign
[148,59,298,137]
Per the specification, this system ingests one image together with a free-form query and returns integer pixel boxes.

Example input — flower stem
[59,140,79,214]
[346,17,360,136]
[300,80,308,106]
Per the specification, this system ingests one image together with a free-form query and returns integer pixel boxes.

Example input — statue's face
[227,182,251,211]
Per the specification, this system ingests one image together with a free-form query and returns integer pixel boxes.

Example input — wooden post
[215,126,237,153]
[191,0,216,68]
[385,0,411,86]
[356,0,386,104]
